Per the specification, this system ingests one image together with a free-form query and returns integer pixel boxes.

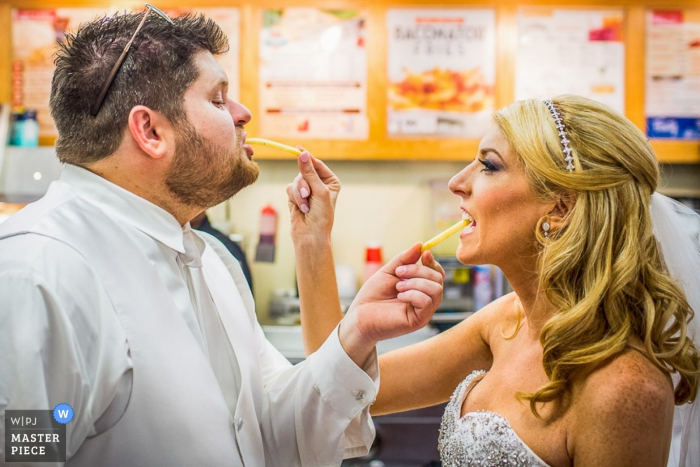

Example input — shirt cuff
[306,324,379,420]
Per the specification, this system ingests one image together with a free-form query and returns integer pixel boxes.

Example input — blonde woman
[287,95,700,466]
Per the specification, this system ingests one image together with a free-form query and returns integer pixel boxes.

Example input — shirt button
[235,418,244,431]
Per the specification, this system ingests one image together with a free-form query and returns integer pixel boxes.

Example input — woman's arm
[286,150,343,355]
[371,295,501,415]
[287,151,444,368]
[288,152,499,415]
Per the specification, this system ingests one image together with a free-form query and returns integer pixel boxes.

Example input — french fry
[247,138,302,155]
[421,218,470,253]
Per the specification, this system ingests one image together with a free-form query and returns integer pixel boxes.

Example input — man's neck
[83,161,199,226]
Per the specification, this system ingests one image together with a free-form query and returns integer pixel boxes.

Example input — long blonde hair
[494,95,699,414]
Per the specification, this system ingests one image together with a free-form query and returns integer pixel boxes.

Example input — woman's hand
[338,243,445,366]
[286,150,340,245]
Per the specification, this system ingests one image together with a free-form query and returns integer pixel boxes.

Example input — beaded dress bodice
[438,370,551,467]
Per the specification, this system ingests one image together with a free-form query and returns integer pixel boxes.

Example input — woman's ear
[547,192,576,230]
[127,105,172,160]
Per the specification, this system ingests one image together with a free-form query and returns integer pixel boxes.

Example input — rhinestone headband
[543,100,574,171]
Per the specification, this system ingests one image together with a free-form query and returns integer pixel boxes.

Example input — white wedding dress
[438,370,550,467]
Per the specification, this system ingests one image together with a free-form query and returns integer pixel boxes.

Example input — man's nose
[229,100,252,126]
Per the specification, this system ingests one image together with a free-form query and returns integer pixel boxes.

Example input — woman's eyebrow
[480,148,504,163]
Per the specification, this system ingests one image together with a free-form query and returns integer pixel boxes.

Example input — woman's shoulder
[471,291,521,322]
[469,291,523,342]
[568,347,675,463]
[577,346,674,409]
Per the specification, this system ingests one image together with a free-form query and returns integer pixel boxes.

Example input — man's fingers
[395,263,444,284]
[395,290,436,325]
[382,243,423,272]
[396,277,443,298]
[420,250,446,278]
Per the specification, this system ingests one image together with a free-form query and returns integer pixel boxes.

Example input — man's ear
[127,105,172,160]
[547,191,576,230]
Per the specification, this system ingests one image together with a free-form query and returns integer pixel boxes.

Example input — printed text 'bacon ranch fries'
[420,218,470,253]
[247,138,302,155]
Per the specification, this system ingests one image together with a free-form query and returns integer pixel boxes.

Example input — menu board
[646,10,700,139]
[259,8,368,140]
[515,8,625,113]
[11,7,240,140]
[386,9,496,137]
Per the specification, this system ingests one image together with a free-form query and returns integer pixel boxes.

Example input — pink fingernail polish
[301,204,309,213]
[300,187,309,198]
[300,152,309,163]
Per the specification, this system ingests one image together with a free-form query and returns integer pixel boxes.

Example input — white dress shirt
[0,164,378,465]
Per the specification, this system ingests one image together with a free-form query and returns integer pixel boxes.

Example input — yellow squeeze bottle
[247,138,302,155]
[421,218,469,253]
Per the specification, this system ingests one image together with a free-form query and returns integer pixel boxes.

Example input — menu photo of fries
[388,66,495,113]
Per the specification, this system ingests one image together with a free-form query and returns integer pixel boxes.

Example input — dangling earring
[542,221,551,238]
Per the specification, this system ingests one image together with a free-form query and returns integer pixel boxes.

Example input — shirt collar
[60,164,192,255]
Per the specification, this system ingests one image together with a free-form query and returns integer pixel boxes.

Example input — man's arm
[204,232,377,465]
[0,238,131,461]
[0,269,90,463]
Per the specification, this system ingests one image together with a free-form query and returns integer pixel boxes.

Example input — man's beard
[165,119,259,209]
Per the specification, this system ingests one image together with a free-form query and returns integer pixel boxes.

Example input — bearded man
[0,8,444,467]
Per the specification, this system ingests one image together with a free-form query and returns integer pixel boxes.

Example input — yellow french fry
[421,219,469,253]
[247,138,302,155]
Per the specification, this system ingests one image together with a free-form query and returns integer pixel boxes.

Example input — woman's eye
[478,158,498,172]
[213,101,226,108]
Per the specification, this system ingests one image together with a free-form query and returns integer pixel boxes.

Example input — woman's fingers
[292,149,340,214]
[290,173,310,213]
[286,181,308,214]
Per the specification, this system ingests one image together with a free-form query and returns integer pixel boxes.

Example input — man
[0,8,444,467]
[191,211,253,292]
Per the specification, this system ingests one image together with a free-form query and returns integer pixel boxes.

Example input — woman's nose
[449,166,471,196]
[229,100,252,126]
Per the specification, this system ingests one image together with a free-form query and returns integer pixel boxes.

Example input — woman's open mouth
[462,211,476,235]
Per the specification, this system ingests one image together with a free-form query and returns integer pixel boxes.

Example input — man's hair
[50,11,229,165]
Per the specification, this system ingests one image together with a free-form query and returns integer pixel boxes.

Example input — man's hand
[338,244,445,367]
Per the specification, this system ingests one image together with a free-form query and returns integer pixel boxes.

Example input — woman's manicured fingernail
[300,187,309,198]
[300,151,309,163]
[301,204,309,213]
[395,266,407,275]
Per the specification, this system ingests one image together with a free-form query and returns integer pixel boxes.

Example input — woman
[287,95,700,466]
